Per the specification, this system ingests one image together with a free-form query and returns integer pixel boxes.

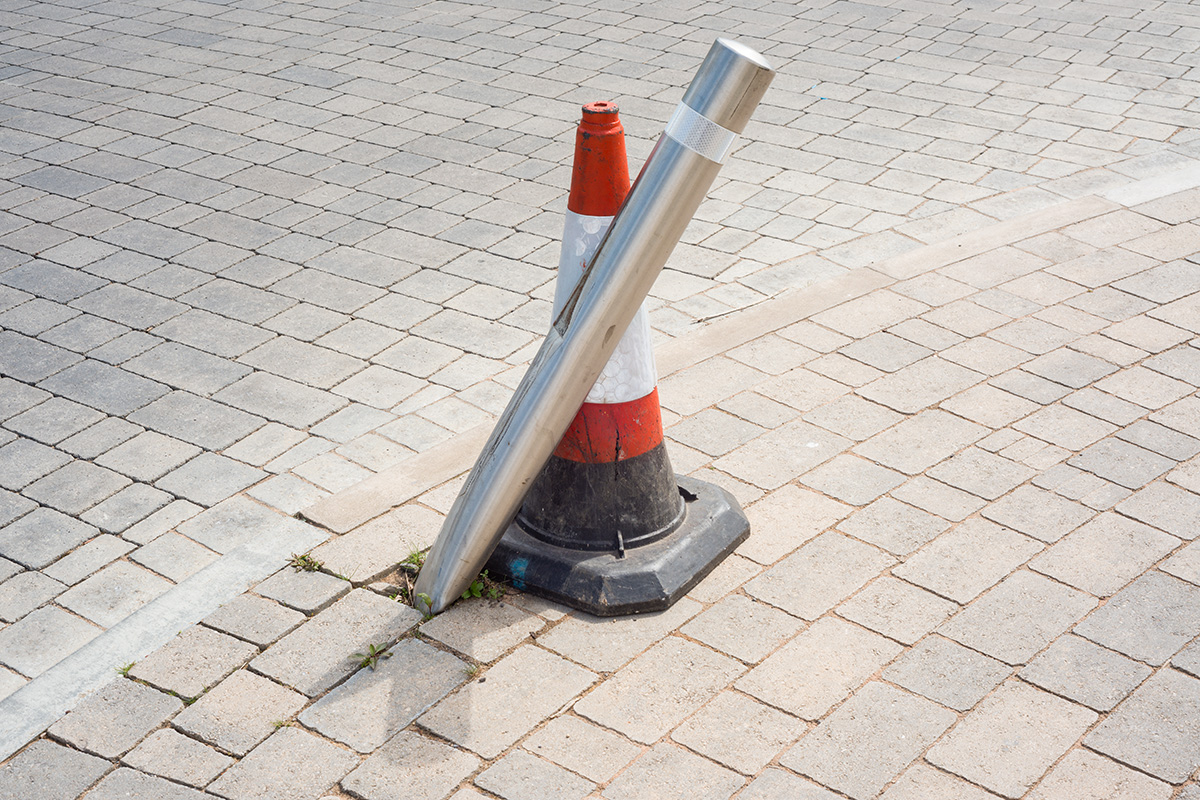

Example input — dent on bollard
[414,38,776,616]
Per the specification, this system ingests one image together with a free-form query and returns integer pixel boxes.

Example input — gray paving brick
[782,682,955,800]
[883,633,1010,712]
[421,644,595,759]
[879,762,996,800]
[48,676,182,759]
[342,731,479,800]
[1069,437,1176,490]
[737,768,840,800]
[0,605,101,677]
[81,482,171,534]
[418,598,544,663]
[42,533,134,586]
[522,716,639,784]
[1013,403,1118,451]
[1119,418,1200,461]
[37,359,169,416]
[153,309,275,358]
[2,397,103,445]
[1021,633,1152,712]
[176,495,303,553]
[836,496,950,556]
[129,531,218,582]
[671,690,797,775]
[172,668,306,756]
[124,342,252,396]
[251,588,421,696]
[679,594,803,665]
[476,750,594,800]
[737,616,901,720]
[69,282,185,328]
[574,637,744,745]
[853,409,985,475]
[0,437,71,490]
[838,575,958,645]
[255,567,349,614]
[940,570,1097,665]
[602,743,744,800]
[207,726,359,800]
[202,593,304,647]
[0,506,97,569]
[309,503,442,585]
[59,560,172,627]
[214,371,347,428]
[536,598,701,673]
[927,447,1036,500]
[894,518,1043,603]
[927,680,1097,799]
[0,570,63,623]
[0,739,110,800]
[57,416,142,460]
[155,452,266,506]
[301,637,464,752]
[746,531,894,620]
[83,767,209,800]
[982,485,1094,543]
[1085,668,1200,784]
[1030,511,1181,597]
[130,390,265,450]
[1028,749,1171,800]
[23,460,130,515]
[95,430,201,482]
[122,728,234,788]
[1075,572,1200,666]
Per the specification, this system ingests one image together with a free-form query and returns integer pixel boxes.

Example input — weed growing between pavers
[351,643,391,671]
[386,547,507,608]
[289,553,323,572]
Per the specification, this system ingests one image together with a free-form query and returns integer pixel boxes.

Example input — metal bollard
[415,38,775,615]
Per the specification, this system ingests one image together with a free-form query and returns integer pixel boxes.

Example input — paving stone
[42,534,134,585]
[712,419,850,491]
[23,459,131,515]
[37,359,169,416]
[893,518,1043,603]
[0,570,63,623]
[123,499,203,546]
[756,368,849,413]
[536,597,701,673]
[1030,511,1181,596]
[745,532,894,620]
[341,731,480,800]
[1021,633,1152,712]
[82,767,209,800]
[58,560,172,628]
[522,715,641,784]
[1085,668,1200,784]
[255,567,350,614]
[883,634,1010,712]
[251,588,420,696]
[602,743,744,800]
[1013,403,1118,451]
[858,356,984,414]
[1117,480,1200,540]
[782,681,955,800]
[202,594,304,647]
[475,750,594,800]
[0,605,101,677]
[1176,639,1200,678]
[1074,572,1200,665]
[881,761,999,799]
[680,594,804,664]
[737,768,841,800]
[852,409,984,475]
[1163,540,1200,586]
[982,485,1094,543]
[670,690,800,775]
[420,644,595,759]
[940,570,1097,665]
[207,727,359,800]
[837,575,958,645]
[419,598,544,663]
[299,637,464,752]
[81,482,172,534]
[736,616,901,720]
[927,680,1097,799]
[48,676,182,758]
[0,739,110,800]
[0,437,71,491]
[798,453,906,505]
[95,430,201,482]
[738,485,852,564]
[130,531,219,582]
[177,495,301,554]
[574,636,742,745]
[802,394,902,441]
[3,397,103,445]
[926,447,1036,500]
[214,371,348,428]
[122,728,235,788]
[1097,366,1192,410]
[1028,748,1172,800]
[835,496,951,556]
[124,341,252,396]
[156,452,267,506]
[0,491,33,530]
[130,390,265,450]
[309,503,443,585]
[130,624,258,699]
[173,669,307,756]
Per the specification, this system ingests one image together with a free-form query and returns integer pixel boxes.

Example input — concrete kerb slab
[299,192,1120,534]
[0,516,328,762]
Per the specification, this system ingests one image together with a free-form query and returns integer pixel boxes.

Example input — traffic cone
[485,102,750,615]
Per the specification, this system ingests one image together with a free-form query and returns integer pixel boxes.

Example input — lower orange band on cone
[553,389,664,464]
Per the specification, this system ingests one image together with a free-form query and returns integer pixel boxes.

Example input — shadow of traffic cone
[485,101,750,616]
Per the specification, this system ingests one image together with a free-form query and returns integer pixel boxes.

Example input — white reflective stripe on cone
[554,209,658,405]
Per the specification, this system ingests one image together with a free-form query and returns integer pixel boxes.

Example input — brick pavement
[2,0,1200,797]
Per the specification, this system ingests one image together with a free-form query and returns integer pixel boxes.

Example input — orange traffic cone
[486,102,749,615]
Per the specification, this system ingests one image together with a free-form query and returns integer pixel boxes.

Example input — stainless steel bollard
[415,38,775,615]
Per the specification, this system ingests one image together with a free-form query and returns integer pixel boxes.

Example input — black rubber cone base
[485,475,749,617]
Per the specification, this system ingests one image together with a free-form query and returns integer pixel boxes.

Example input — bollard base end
[485,475,749,617]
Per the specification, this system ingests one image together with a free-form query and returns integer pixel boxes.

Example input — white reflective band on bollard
[664,102,739,164]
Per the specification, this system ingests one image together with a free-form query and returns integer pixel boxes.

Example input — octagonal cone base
[485,475,749,616]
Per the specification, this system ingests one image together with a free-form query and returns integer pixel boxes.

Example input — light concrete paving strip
[0,518,328,761]
[1103,159,1200,207]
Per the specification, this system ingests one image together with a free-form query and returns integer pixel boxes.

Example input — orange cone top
[568,101,630,218]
